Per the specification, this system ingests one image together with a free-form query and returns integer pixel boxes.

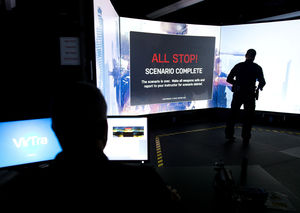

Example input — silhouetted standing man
[225,49,266,145]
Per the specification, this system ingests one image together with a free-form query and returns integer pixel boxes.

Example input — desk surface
[156,165,300,212]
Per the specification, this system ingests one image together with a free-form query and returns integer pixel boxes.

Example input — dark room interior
[1,0,300,211]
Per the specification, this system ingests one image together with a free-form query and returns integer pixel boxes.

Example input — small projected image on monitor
[104,117,148,161]
[113,126,144,138]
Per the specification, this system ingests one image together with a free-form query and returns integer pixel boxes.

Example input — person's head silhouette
[51,82,108,158]
[245,49,256,61]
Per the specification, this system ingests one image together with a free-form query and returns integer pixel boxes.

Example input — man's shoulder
[233,62,247,69]
[241,61,263,71]
[252,62,263,72]
[251,62,262,69]
[235,62,244,67]
[253,62,262,67]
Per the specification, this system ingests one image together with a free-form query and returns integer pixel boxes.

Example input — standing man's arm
[257,67,266,91]
[226,65,237,85]
[227,65,238,93]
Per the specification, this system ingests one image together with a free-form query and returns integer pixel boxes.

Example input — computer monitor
[104,116,148,161]
[0,118,62,168]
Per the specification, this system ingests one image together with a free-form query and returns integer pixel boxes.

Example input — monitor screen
[104,117,148,161]
[0,118,62,168]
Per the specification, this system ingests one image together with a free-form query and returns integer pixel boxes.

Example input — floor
[149,122,300,200]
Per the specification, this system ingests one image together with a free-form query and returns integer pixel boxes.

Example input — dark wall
[0,0,95,121]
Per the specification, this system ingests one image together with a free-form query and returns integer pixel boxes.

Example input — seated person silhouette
[1,82,178,211]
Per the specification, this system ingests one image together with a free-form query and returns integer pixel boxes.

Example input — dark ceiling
[111,0,300,25]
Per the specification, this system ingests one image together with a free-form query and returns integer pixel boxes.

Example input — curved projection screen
[94,0,300,115]
[220,20,300,114]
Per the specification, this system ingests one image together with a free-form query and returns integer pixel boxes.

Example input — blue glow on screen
[0,118,62,168]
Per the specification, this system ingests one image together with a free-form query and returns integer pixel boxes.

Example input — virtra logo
[12,136,48,148]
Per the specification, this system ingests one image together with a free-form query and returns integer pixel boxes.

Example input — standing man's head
[51,82,108,158]
[245,49,256,61]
